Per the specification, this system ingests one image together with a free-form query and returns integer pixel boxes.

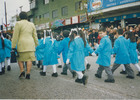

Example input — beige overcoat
[12,20,38,52]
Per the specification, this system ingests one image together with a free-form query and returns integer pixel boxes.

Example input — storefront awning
[95,12,140,23]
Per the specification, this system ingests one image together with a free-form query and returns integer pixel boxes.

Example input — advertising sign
[65,18,71,25]
[88,0,139,12]
[80,14,87,23]
[72,16,79,24]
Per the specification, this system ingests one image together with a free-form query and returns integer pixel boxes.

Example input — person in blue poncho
[39,30,58,77]
[79,30,94,71]
[58,30,76,78]
[112,29,134,79]
[0,33,11,75]
[120,31,140,76]
[66,31,88,85]
[55,34,62,68]
[35,33,44,68]
[4,35,12,71]
[93,28,115,83]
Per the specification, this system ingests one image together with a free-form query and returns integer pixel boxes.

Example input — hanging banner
[80,14,87,23]
[65,18,71,25]
[72,16,79,24]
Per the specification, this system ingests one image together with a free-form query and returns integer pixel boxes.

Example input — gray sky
[0,0,30,25]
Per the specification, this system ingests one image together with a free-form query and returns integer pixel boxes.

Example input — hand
[12,48,17,52]
[66,59,70,64]
[91,52,96,56]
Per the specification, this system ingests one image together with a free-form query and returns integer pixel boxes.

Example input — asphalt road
[0,56,140,99]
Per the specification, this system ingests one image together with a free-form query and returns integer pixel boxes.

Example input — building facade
[28,0,89,32]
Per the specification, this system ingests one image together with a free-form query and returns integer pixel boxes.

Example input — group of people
[0,12,140,86]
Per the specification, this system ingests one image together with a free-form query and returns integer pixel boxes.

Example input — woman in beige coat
[12,12,38,79]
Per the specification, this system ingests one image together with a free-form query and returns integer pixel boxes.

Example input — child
[112,29,134,79]
[39,31,58,77]
[79,30,94,70]
[120,32,140,76]
[66,31,88,85]
[55,35,62,68]
[35,33,44,68]
[58,30,76,77]
[93,29,115,83]
[4,35,12,71]
[0,33,11,75]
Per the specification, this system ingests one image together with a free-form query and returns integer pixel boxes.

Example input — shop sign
[80,14,87,23]
[65,18,71,25]
[72,16,78,24]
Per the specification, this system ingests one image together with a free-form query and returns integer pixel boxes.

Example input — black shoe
[2,68,5,74]
[0,72,3,75]
[61,72,67,75]
[95,74,101,78]
[126,76,134,79]
[82,70,85,74]
[58,65,62,68]
[104,79,115,83]
[82,75,88,85]
[136,72,140,76]
[19,71,25,78]
[37,64,40,68]
[26,74,30,79]
[40,71,46,76]
[52,72,58,77]
[120,70,127,74]
[72,71,76,78]
[75,78,82,83]
[7,65,11,71]
[86,64,91,70]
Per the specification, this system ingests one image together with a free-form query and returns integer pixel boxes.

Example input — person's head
[123,28,126,32]
[117,29,123,35]
[98,28,107,38]
[118,26,121,29]
[79,30,86,47]
[128,32,136,42]
[136,27,139,32]
[110,29,113,34]
[46,31,50,36]
[63,30,70,38]
[138,24,140,29]
[19,12,28,20]
[68,31,78,47]
[94,42,97,46]
[130,27,134,32]
[92,29,95,33]
[126,26,129,31]
[37,33,41,39]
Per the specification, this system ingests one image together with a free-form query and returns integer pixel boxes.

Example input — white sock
[76,71,84,79]
[52,65,57,73]
[7,58,11,66]
[0,63,2,72]
[134,64,140,72]
[43,66,47,72]
[58,59,61,65]
[36,60,39,64]
[85,58,88,65]
[1,62,5,68]
[122,64,126,71]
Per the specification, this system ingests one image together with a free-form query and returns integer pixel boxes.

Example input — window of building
[44,0,49,4]
[75,1,83,11]
[43,12,49,19]
[52,10,58,18]
[30,0,36,9]
[62,6,68,16]
[39,15,41,19]
[52,0,55,2]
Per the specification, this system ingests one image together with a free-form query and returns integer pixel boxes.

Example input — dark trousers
[97,65,114,80]
[62,63,73,74]
[112,63,134,77]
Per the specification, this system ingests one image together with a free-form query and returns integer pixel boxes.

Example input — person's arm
[32,24,38,47]
[112,39,120,54]
[95,39,105,54]
[12,23,19,48]
[67,42,74,60]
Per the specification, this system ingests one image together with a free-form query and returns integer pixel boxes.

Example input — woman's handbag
[11,49,19,63]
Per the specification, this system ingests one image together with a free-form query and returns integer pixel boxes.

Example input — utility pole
[19,6,23,12]
[4,0,8,32]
